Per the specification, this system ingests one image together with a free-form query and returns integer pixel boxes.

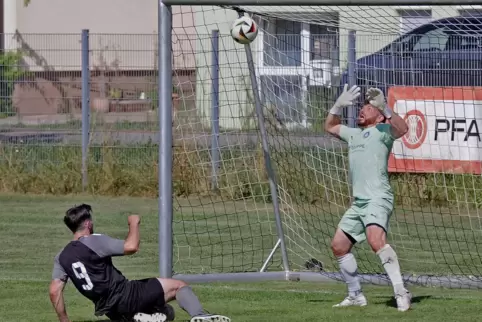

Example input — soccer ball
[230,16,258,44]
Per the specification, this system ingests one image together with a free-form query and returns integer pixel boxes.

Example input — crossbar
[162,0,482,6]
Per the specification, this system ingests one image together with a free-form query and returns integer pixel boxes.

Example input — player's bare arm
[124,214,141,255]
[325,112,342,138]
[325,84,361,138]
[365,87,408,139]
[49,279,70,322]
[386,111,408,139]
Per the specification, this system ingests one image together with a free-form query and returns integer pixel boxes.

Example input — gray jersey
[52,234,127,316]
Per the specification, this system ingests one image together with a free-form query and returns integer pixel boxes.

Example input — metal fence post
[81,29,90,191]
[211,30,220,191]
[347,30,356,128]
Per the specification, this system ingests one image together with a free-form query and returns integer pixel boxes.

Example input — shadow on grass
[385,295,432,308]
[306,299,334,303]
[307,295,433,307]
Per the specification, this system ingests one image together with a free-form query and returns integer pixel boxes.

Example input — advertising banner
[387,87,482,174]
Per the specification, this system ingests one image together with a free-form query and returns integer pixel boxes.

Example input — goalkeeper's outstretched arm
[365,87,408,139]
[325,111,343,139]
[325,84,361,139]
[385,109,408,139]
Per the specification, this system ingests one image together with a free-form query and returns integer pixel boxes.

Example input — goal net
[169,4,482,288]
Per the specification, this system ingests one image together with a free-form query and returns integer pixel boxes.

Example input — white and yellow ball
[230,16,258,45]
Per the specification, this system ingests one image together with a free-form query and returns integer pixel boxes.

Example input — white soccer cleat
[190,314,231,322]
[395,291,412,312]
[333,294,368,307]
[133,312,167,322]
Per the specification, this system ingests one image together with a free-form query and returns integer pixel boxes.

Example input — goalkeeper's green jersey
[338,123,395,202]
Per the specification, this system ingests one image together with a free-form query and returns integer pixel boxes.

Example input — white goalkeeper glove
[330,84,361,116]
[366,87,392,119]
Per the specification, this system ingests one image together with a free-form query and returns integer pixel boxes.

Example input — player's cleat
[190,314,231,322]
[332,294,367,307]
[395,290,412,312]
[132,312,167,322]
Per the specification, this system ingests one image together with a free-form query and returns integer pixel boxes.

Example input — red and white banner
[387,86,482,174]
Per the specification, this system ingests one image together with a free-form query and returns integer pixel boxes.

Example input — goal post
[158,0,174,279]
[158,1,482,288]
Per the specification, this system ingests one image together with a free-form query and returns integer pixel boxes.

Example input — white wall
[194,7,258,129]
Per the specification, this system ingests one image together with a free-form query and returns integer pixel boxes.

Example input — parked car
[341,15,482,94]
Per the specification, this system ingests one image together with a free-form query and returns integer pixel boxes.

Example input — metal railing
[0,31,481,136]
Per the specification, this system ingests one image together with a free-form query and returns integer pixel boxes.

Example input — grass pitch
[1,194,482,322]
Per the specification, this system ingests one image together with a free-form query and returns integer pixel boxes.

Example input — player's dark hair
[64,204,93,232]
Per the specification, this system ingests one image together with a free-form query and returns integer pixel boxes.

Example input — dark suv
[342,15,482,92]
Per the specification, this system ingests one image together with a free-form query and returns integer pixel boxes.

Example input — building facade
[5,0,195,116]
[194,5,482,129]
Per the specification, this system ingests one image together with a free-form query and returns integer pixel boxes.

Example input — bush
[0,51,27,117]
[0,143,480,209]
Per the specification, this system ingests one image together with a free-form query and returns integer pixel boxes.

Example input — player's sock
[176,285,206,317]
[377,244,406,295]
[337,253,362,297]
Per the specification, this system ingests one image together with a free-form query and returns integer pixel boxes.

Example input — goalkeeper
[324,84,411,311]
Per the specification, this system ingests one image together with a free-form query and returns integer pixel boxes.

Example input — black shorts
[106,278,166,320]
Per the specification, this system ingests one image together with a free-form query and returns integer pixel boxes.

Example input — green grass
[5,279,482,322]
[2,194,482,322]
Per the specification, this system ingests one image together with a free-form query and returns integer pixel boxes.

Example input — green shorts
[338,199,393,243]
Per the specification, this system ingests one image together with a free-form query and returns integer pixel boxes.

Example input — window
[260,14,339,67]
[413,28,449,51]
[399,10,432,34]
[310,24,338,61]
[458,9,482,17]
[263,18,302,66]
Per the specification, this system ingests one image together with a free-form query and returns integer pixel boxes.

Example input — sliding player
[49,204,230,322]
[324,84,411,311]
